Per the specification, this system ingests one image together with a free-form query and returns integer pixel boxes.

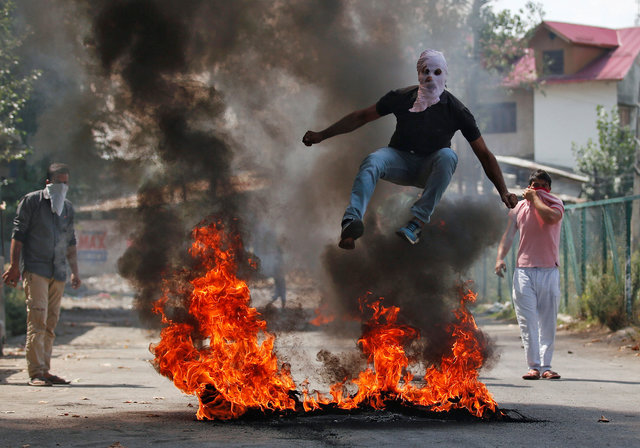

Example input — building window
[542,50,564,75]
[476,102,517,134]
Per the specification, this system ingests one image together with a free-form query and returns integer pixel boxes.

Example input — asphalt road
[1,302,639,448]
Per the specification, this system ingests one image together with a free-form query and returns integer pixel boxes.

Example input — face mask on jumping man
[409,49,448,113]
[45,182,69,216]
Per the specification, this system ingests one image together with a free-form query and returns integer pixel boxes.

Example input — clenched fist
[302,131,323,146]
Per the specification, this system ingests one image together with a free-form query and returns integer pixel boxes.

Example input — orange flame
[401,289,498,416]
[153,222,499,420]
[300,291,497,417]
[309,301,336,326]
[152,222,296,420]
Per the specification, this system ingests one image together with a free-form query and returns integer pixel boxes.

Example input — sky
[491,0,638,29]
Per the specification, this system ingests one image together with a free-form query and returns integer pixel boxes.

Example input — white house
[477,21,640,194]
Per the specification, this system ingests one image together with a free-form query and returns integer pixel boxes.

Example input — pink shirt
[510,190,564,268]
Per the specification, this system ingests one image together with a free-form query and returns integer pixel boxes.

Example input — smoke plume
[16,0,506,374]
[319,198,504,371]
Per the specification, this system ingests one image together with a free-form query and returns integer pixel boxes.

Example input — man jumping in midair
[303,49,517,249]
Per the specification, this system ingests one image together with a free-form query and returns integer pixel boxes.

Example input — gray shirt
[11,190,77,281]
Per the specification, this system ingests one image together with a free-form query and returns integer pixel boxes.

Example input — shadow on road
[0,382,154,388]
[1,405,638,447]
[557,378,640,386]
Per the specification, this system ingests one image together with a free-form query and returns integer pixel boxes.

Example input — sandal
[43,373,70,385]
[541,370,561,379]
[28,376,52,387]
[522,369,541,380]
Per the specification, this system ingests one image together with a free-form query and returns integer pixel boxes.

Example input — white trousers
[512,267,560,372]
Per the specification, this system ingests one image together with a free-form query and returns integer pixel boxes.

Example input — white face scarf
[409,49,448,113]
[44,182,69,216]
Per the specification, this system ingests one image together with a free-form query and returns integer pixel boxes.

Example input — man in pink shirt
[495,169,564,380]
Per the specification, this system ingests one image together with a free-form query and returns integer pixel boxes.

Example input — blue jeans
[342,147,458,224]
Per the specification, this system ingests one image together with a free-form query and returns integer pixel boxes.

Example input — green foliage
[494,303,517,322]
[1,159,45,242]
[4,285,26,336]
[478,1,544,75]
[0,0,41,161]
[579,253,640,330]
[572,106,637,200]
[580,270,627,330]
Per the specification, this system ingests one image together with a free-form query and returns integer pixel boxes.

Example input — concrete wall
[533,81,618,169]
[480,88,534,159]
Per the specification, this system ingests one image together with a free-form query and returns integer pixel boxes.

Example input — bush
[580,269,628,331]
[4,286,26,336]
[494,302,517,322]
[578,249,640,330]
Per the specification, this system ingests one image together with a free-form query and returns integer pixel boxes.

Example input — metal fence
[472,194,640,319]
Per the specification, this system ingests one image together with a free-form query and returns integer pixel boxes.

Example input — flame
[309,301,336,326]
[153,222,499,420]
[300,291,497,417]
[402,289,498,416]
[152,221,296,420]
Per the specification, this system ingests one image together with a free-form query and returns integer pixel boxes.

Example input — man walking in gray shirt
[2,163,81,386]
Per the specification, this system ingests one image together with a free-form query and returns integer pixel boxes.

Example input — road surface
[0,282,638,447]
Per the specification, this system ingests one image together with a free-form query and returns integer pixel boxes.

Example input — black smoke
[16,0,506,375]
[319,197,505,372]
[88,0,244,323]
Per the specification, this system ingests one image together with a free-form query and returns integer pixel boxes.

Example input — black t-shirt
[375,86,481,155]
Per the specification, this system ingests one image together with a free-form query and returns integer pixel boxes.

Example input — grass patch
[493,303,517,323]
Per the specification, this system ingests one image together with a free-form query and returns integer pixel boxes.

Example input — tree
[449,1,544,195]
[572,106,637,200]
[0,0,40,161]
[477,1,544,76]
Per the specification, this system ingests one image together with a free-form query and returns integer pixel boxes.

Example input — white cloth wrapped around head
[409,49,448,112]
